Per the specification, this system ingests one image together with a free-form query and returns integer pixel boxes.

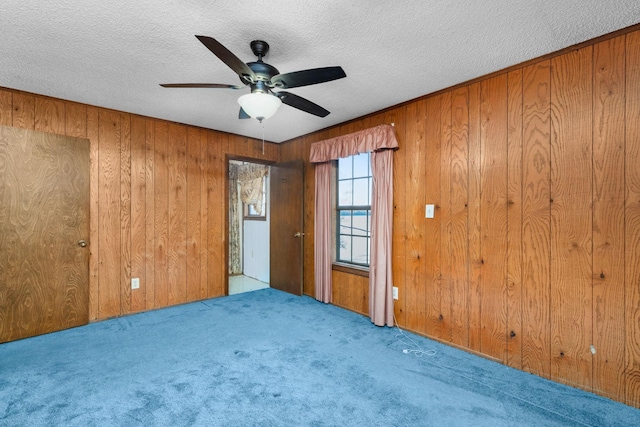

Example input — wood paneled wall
[0,88,278,320]
[281,30,640,407]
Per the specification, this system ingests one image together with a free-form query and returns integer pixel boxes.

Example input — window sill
[332,262,369,278]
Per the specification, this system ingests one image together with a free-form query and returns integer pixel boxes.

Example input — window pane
[338,157,352,179]
[339,235,352,262]
[339,210,352,234]
[352,236,368,264]
[352,210,368,236]
[338,180,353,206]
[352,153,369,178]
[352,178,370,206]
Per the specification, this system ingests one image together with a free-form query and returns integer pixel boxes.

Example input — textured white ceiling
[1,1,639,143]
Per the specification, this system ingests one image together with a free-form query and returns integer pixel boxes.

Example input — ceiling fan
[160,35,347,121]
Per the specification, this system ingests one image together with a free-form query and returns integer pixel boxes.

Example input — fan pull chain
[261,120,265,155]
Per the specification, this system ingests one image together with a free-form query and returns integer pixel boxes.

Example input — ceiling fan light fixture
[238,92,282,121]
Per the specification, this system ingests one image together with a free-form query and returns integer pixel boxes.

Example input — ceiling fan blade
[195,35,256,83]
[239,107,250,119]
[275,92,330,117]
[271,66,346,89]
[160,83,244,89]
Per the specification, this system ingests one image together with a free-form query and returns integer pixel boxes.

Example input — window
[336,152,371,267]
[243,176,267,221]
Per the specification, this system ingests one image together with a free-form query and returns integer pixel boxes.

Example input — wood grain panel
[120,114,131,314]
[0,90,11,126]
[207,131,227,298]
[130,116,147,312]
[199,128,209,299]
[467,82,482,352]
[521,60,552,377]
[34,97,65,134]
[144,119,156,309]
[65,102,87,138]
[450,87,470,347]
[506,69,524,369]
[592,35,626,400]
[0,128,7,337]
[186,127,203,302]
[11,93,35,129]
[423,95,442,338]
[479,75,508,362]
[167,124,187,306]
[97,111,122,318]
[87,107,100,320]
[154,121,169,308]
[625,30,640,408]
[550,47,593,388]
[404,101,427,332]
[332,269,368,316]
[439,91,453,342]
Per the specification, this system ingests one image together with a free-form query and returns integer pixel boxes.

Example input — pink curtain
[369,149,394,326]
[314,162,332,303]
[310,124,398,162]
[310,124,397,325]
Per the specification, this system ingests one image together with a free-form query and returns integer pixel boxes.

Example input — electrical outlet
[131,277,140,290]
[393,286,399,300]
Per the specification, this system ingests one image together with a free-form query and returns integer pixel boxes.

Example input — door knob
[294,232,304,238]
[78,240,87,247]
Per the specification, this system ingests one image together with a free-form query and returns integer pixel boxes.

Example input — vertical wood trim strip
[450,87,470,347]
[167,124,187,306]
[521,60,552,377]
[550,47,594,389]
[467,82,482,353]
[97,111,122,318]
[479,75,509,362]
[507,69,524,369]
[439,92,452,342]
[120,114,132,315]
[404,102,426,332]
[186,127,202,302]
[199,129,209,300]
[87,107,100,320]
[144,119,156,310]
[154,121,169,308]
[424,95,442,337]
[625,31,640,408]
[592,35,626,400]
[130,116,147,312]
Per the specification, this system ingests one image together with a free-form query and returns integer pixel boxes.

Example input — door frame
[225,155,275,296]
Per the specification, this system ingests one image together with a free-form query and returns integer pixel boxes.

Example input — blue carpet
[1,288,638,426]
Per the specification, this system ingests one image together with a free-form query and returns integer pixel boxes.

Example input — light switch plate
[425,204,435,218]
[393,286,399,300]
[131,277,140,290]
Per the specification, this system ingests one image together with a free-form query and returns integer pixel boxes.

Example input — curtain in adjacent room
[238,164,269,215]
[309,124,398,326]
[228,164,242,275]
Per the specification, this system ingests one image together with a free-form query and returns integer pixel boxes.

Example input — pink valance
[309,124,398,163]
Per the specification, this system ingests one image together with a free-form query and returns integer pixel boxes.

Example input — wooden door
[0,126,90,343]
[270,160,304,296]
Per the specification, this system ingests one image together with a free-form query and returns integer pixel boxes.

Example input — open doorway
[228,159,271,295]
